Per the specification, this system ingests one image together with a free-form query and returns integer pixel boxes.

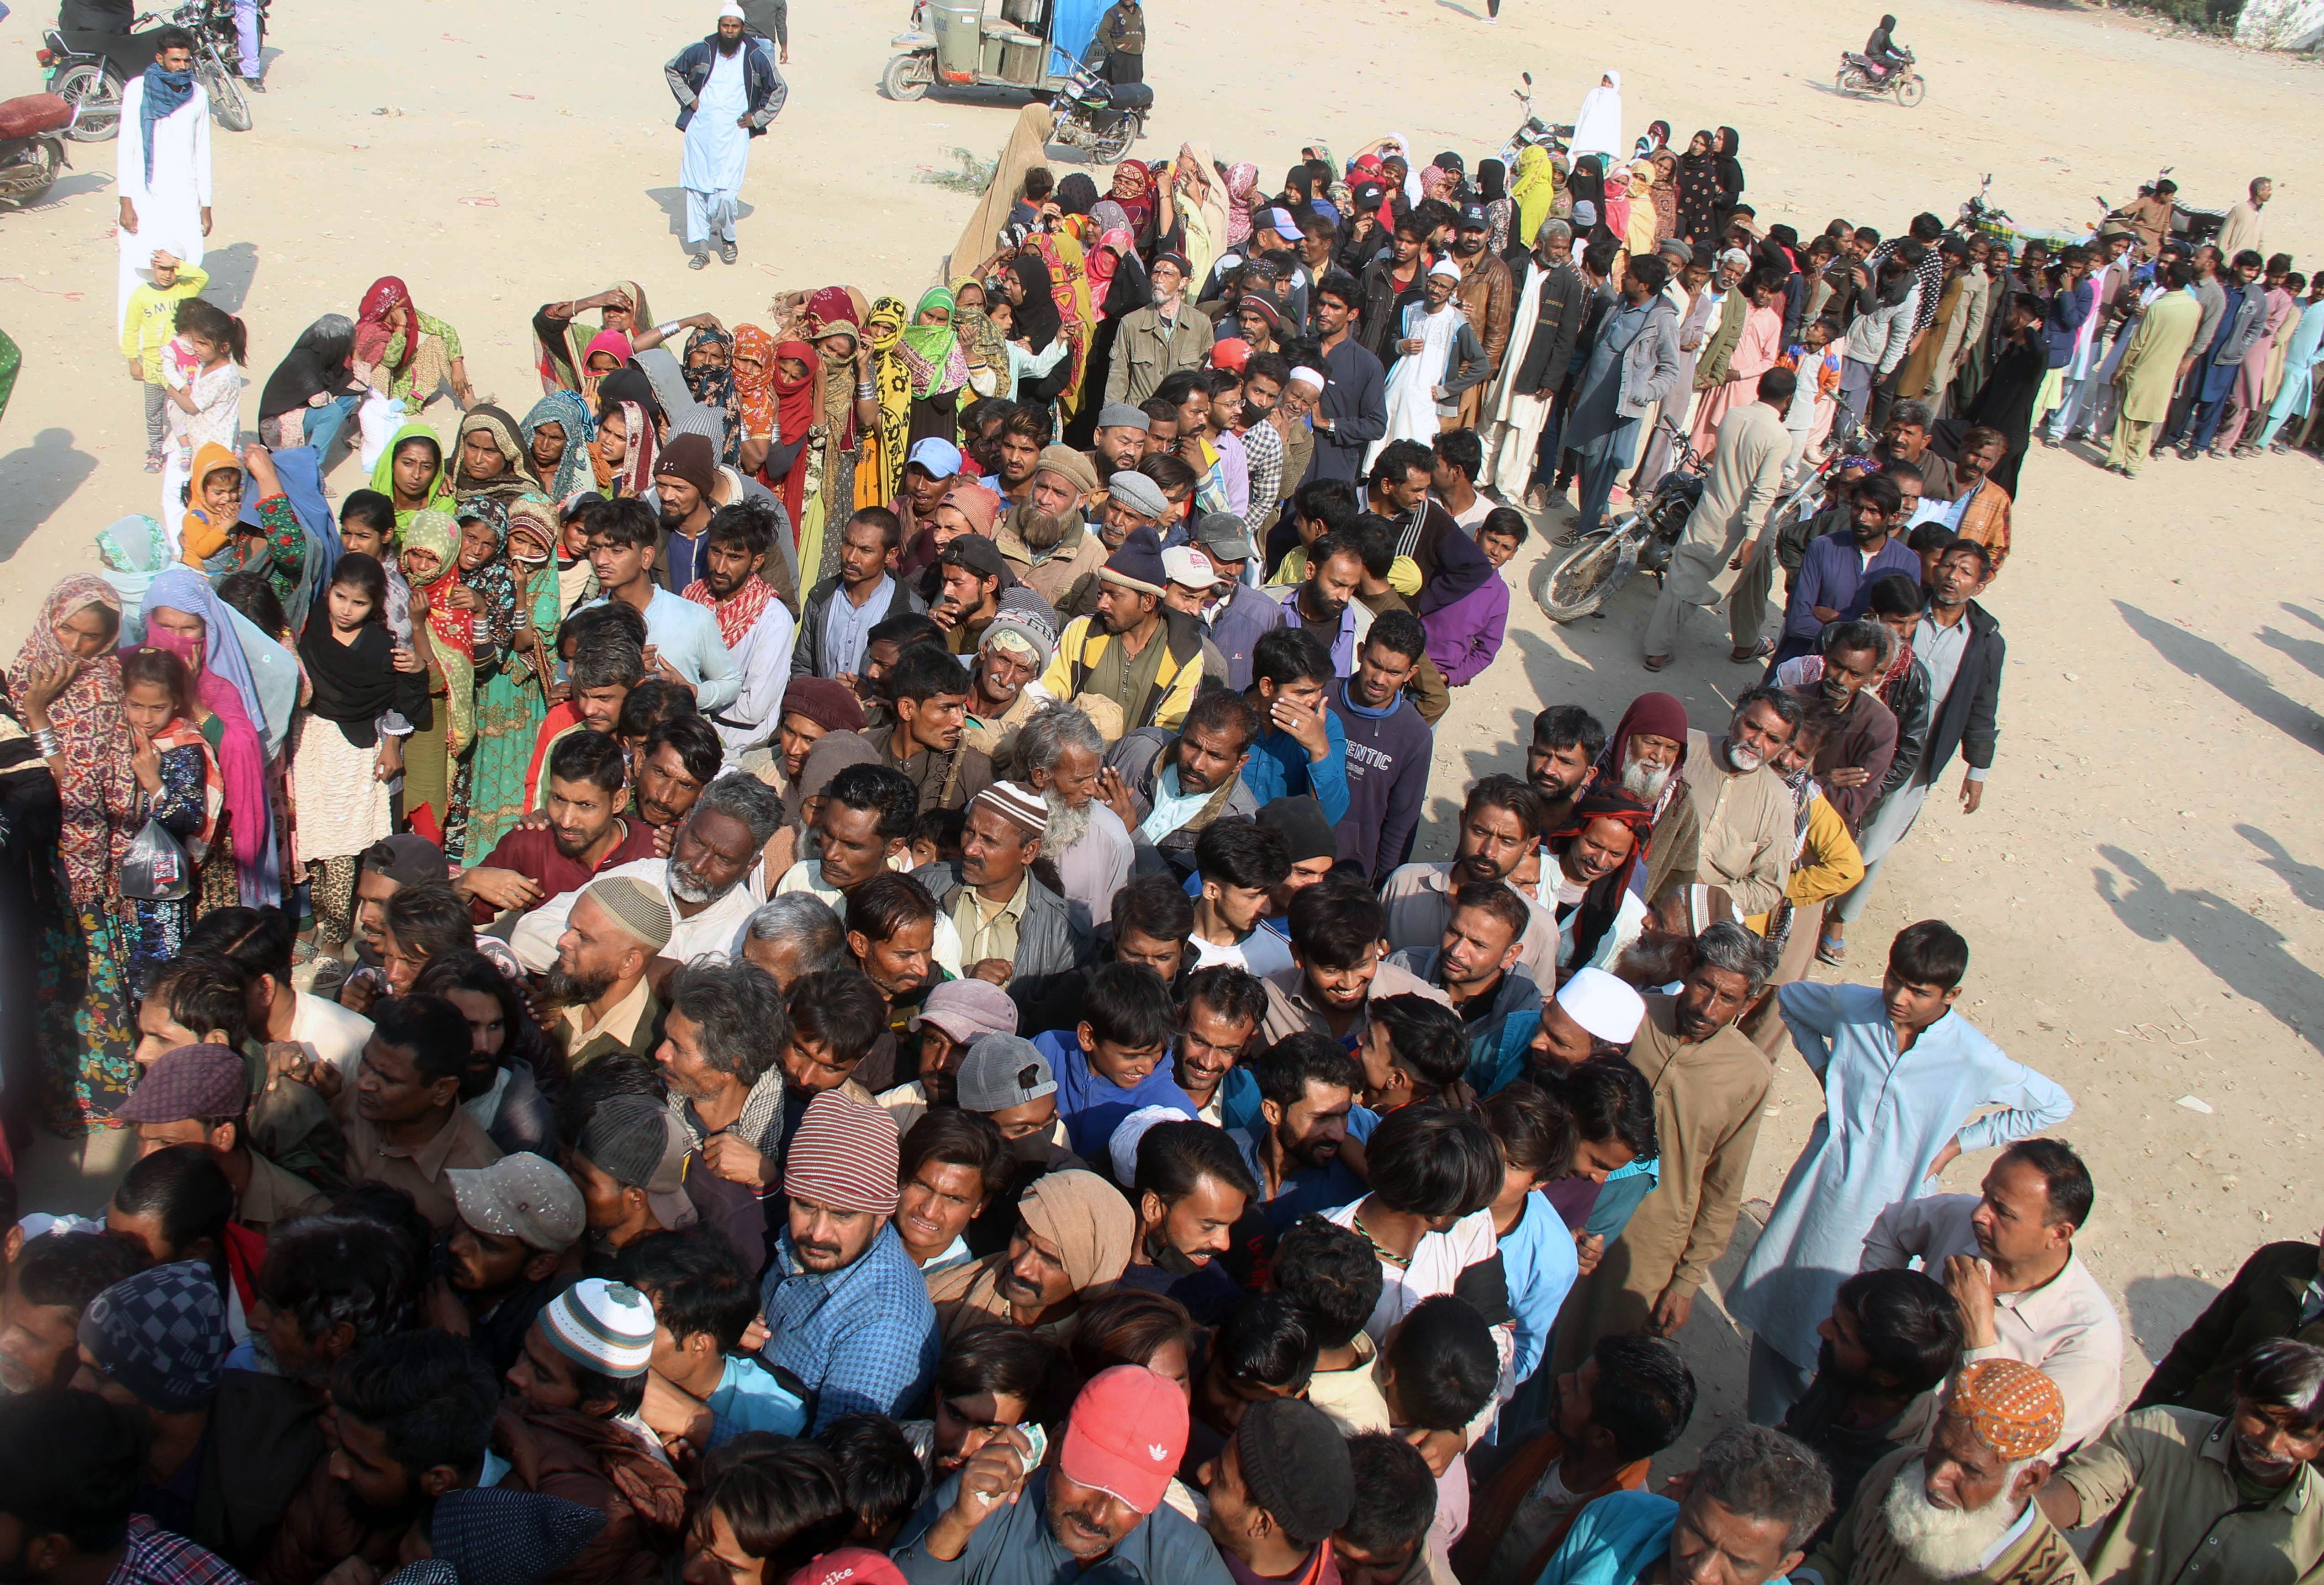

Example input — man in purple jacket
[1773,471,1916,667]
[1333,610,1434,883]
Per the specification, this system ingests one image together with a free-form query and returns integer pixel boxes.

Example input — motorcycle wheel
[881,51,933,102]
[1893,73,1926,108]
[0,143,61,206]
[1534,530,1630,623]
[1834,69,1862,95]
[202,56,253,132]
[1087,111,1140,165]
[53,61,121,142]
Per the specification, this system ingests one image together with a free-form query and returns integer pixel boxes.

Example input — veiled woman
[796,288,882,583]
[520,391,597,501]
[1675,129,1722,244]
[397,510,475,854]
[449,405,545,506]
[467,498,558,854]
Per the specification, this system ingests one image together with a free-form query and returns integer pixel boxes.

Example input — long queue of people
[1,98,2319,1585]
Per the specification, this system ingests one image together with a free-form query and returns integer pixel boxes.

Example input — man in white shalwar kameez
[664,4,786,269]
[1370,260,1481,467]
[116,33,211,328]
[1483,220,1585,500]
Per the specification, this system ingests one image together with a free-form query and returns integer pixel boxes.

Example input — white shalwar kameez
[681,48,751,254]
[1371,298,1463,468]
[116,74,211,326]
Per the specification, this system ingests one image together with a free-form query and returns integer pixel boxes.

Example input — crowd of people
[2,36,2321,1585]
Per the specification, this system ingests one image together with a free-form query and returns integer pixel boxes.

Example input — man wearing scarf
[684,500,796,762]
[664,4,786,270]
[115,28,211,328]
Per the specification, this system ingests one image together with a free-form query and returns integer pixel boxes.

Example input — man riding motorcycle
[1861,14,1909,78]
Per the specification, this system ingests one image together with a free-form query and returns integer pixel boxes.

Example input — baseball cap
[786,1551,906,1585]
[1210,337,1251,373]
[1262,207,1300,242]
[956,1034,1055,1113]
[939,534,1010,582]
[909,978,1020,1045]
[1458,203,1489,230]
[116,1044,247,1124]
[1059,1365,1189,1514]
[908,437,964,478]
[449,1151,587,1253]
[1161,545,1218,590]
[361,832,450,887]
[576,1096,698,1232]
[1193,512,1257,563]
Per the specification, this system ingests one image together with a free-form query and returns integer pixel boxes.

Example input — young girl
[397,512,476,854]
[293,553,428,950]
[591,400,656,497]
[118,645,222,991]
[159,298,248,554]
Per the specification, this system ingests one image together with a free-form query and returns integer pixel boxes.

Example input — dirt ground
[4,0,2323,1458]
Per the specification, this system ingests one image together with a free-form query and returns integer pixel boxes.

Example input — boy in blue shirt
[617,1228,804,1452]
[1238,627,1349,824]
[1037,959,1195,1162]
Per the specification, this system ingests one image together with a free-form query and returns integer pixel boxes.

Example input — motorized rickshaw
[881,0,1150,159]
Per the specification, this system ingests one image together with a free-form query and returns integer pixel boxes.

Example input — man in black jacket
[1484,219,1589,500]
[1818,537,2002,964]
[663,6,786,268]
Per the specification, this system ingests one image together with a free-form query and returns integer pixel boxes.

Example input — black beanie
[1256,795,1337,865]
[1234,1399,1355,1545]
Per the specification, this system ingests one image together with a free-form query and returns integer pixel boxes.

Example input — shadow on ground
[0,429,97,560]
[2117,600,2324,758]
[2093,841,2324,1052]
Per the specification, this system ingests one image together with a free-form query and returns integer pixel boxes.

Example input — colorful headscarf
[862,296,915,506]
[142,566,274,905]
[11,578,133,908]
[452,405,544,504]
[96,515,170,635]
[520,391,598,502]
[369,420,453,527]
[357,278,417,376]
[1594,691,1691,824]
[767,338,820,530]
[949,277,1008,391]
[577,329,634,409]
[593,401,658,499]
[1224,161,1261,247]
[1949,1359,2066,1461]
[1511,146,1558,252]
[682,324,742,467]
[900,287,970,403]
[401,510,476,755]
[731,324,779,443]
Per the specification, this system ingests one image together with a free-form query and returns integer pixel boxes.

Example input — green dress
[466,555,560,856]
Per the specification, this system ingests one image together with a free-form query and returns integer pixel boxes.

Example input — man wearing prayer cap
[1804,1358,2083,1585]
[549,875,673,1067]
[663,2,785,269]
[1094,401,1154,475]
[761,1092,939,1431]
[1038,526,1208,740]
[919,780,1093,1020]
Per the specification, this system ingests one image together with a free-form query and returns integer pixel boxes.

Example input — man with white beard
[1674,686,1801,921]
[1015,702,1130,935]
[1799,1358,2086,1585]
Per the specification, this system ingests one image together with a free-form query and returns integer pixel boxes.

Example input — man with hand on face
[878,643,995,814]
[441,1152,587,1376]
[1237,627,1350,825]
[1382,775,1562,989]
[923,781,1093,1017]
[929,536,1016,657]
[760,1091,938,1431]
[895,1364,1226,1583]
[794,507,925,684]
[1555,922,1774,1367]
[460,730,658,922]
[998,446,1111,611]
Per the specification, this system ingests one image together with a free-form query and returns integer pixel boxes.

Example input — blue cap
[908,437,963,478]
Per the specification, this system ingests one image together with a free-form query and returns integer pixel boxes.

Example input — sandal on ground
[1731,639,1774,663]
[1643,654,1671,673]
[1815,930,1848,967]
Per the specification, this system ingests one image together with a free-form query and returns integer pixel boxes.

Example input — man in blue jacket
[1239,628,1349,825]
[663,5,787,269]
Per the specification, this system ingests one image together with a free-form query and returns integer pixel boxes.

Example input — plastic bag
[120,819,194,901]
[356,391,406,472]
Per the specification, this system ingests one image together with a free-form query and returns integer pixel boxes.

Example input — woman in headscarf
[532,281,654,395]
[256,314,360,456]
[927,1168,1135,1341]
[356,276,475,411]
[1477,158,1512,256]
[1508,145,1559,261]
[1108,159,1156,240]
[1713,126,1747,229]
[1603,163,1635,249]
[13,579,139,1130]
[397,510,475,853]
[795,288,881,583]
[1675,129,1722,244]
[96,514,171,633]
[520,391,597,502]
[1222,161,1261,248]
[370,420,454,530]
[1056,171,1100,217]
[1567,157,1614,248]
[759,337,821,532]
[577,330,632,409]
[1635,120,1673,162]
[1028,228,1099,419]
[115,643,222,992]
[1161,143,1227,308]
[950,277,1010,399]
[1646,147,1680,242]
[291,551,424,954]
[1570,69,1625,163]
[900,286,971,445]
[464,496,556,857]
[856,296,916,511]
[1002,252,1069,408]
[681,324,743,467]
[729,324,780,478]
[1417,162,1458,210]
[1416,521,1509,687]
[1065,229,1151,450]
[141,564,275,910]
[1622,165,1660,260]
[449,405,545,506]
[590,400,659,501]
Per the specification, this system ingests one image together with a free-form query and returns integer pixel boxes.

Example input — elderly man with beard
[997,446,1110,610]
[1801,1359,2084,1585]
[1671,686,1801,920]
[923,781,1093,1018]
[2039,1338,2324,1585]
[759,1092,938,1430]
[1017,701,1130,934]
[1382,775,1563,989]
[961,610,1056,771]
[543,875,673,1069]
[514,773,786,983]
[1554,922,1774,1369]
[662,4,785,268]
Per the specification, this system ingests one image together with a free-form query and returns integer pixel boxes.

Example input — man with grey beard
[1801,1357,2084,1585]
[1017,701,1131,935]
[1673,686,1801,920]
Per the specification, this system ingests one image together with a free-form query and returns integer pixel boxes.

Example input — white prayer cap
[1289,366,1325,392]
[1110,1104,1189,1186]
[718,1,746,18]
[1428,258,1463,282]
[1554,968,1645,1046]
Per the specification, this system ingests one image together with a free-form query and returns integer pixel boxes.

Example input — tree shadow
[2236,823,2324,912]
[2092,843,2324,1053]
[2123,1273,2220,1366]
[2116,600,2324,758]
[0,429,97,561]
[196,240,261,313]
[644,187,757,244]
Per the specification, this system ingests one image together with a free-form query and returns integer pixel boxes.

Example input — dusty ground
[5,0,2323,1458]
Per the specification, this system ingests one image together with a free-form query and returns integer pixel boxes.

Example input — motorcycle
[1834,46,1924,108]
[0,91,74,207]
[2097,169,2224,248]
[1532,427,1866,624]
[1499,72,1571,170]
[38,0,259,143]
[1046,55,1147,165]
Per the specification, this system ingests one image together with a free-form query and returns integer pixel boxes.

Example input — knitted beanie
[78,1260,229,1412]
[783,1092,902,1215]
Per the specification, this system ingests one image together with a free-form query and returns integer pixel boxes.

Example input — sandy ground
[5,0,2324,1462]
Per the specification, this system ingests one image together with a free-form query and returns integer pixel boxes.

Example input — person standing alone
[115,28,211,329]
[664,3,786,271]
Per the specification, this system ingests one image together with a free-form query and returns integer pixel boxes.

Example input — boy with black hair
[1190,817,1294,979]
[1734,918,2068,1425]
[1036,961,1192,1160]
[782,970,893,1130]
[581,497,742,711]
[618,1229,806,1452]
[1479,1082,1584,1437]
[105,1143,234,1272]
[1258,883,1448,1047]
[1191,1291,1318,1459]
[0,1232,139,1394]
[1356,992,1474,1114]
[1271,1214,1391,1435]
[1376,1293,1501,1553]
[819,1412,926,1549]
[1458,1332,1700,1583]
[1336,1432,1442,1585]
[1325,1107,1511,1362]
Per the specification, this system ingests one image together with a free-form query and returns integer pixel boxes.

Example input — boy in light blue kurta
[1727,919,2071,1426]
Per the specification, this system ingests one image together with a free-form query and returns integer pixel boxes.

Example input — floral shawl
[683,324,743,468]
[404,510,476,753]
[521,391,598,502]
[861,296,914,508]
[11,578,134,909]
[900,286,971,403]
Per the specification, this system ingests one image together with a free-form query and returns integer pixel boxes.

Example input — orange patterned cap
[1949,1358,2065,1460]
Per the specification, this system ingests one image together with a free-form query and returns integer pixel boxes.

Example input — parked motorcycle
[2097,169,2224,248]
[1046,55,1147,164]
[1499,73,1571,170]
[1834,46,1924,108]
[0,91,74,207]
[39,0,259,143]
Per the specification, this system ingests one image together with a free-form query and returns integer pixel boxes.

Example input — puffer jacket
[491,1401,688,1585]
[1105,725,1259,881]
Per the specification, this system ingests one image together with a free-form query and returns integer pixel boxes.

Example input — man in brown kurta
[1553,923,1772,1373]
